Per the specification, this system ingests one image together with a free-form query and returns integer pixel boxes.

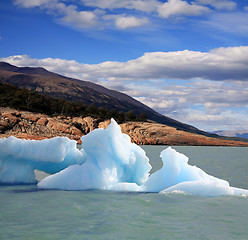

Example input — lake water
[1,146,248,240]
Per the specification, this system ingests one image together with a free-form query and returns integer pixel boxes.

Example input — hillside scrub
[0,82,147,123]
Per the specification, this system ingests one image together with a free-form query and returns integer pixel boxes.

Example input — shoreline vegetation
[0,82,147,123]
[1,107,248,146]
[0,62,221,137]
[1,82,248,146]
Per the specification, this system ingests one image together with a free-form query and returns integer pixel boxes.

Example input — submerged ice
[0,119,248,196]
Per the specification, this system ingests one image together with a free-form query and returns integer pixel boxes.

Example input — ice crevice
[0,119,248,197]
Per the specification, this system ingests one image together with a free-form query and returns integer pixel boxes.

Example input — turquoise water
[1,146,248,240]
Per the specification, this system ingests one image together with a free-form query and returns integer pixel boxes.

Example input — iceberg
[142,147,233,196]
[1,118,248,196]
[38,119,151,190]
[0,136,85,184]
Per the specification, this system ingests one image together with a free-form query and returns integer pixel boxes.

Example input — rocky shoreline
[1,107,248,146]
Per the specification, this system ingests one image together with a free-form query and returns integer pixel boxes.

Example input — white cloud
[2,46,248,131]
[202,12,248,35]
[0,54,84,77]
[158,0,210,18]
[13,0,246,32]
[81,0,161,13]
[115,16,148,29]
[61,9,98,28]
[125,80,248,131]
[14,0,50,8]
[86,46,248,81]
[132,80,248,131]
[1,46,248,82]
[195,0,237,10]
[14,0,98,29]
[181,109,248,131]
[14,0,153,30]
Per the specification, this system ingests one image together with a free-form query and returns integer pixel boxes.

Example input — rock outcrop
[1,107,248,146]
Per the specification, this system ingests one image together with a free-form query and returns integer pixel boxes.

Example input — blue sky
[0,0,248,131]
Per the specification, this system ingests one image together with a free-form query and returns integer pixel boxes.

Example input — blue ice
[0,119,248,196]
[0,136,85,184]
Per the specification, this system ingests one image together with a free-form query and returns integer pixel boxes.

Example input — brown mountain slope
[0,61,212,136]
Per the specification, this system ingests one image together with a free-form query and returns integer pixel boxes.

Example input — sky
[0,0,248,132]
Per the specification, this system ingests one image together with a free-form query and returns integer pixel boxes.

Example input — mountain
[213,130,248,139]
[0,61,218,137]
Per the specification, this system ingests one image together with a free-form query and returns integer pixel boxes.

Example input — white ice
[142,147,235,196]
[0,136,85,184]
[38,119,151,190]
[1,119,248,196]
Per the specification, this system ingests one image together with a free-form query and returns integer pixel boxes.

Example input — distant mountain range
[0,61,227,138]
[213,130,248,139]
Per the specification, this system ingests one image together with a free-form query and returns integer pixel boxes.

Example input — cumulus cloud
[2,46,248,131]
[182,109,248,131]
[115,16,148,29]
[0,54,85,78]
[136,80,246,111]
[85,46,248,81]
[123,79,248,131]
[14,0,98,29]
[131,80,248,131]
[1,46,248,82]
[13,0,246,32]
[158,0,210,18]
[61,9,98,28]
[14,0,152,30]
